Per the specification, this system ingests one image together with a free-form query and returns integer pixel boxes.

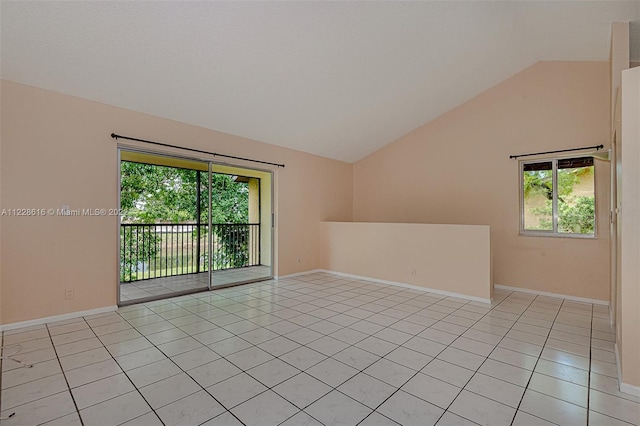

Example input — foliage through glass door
[119,159,260,285]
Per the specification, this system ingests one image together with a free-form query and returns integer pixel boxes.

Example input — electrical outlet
[411,268,417,276]
[65,288,74,300]
[297,258,301,264]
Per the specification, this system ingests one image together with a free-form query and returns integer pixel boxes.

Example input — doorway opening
[118,149,273,305]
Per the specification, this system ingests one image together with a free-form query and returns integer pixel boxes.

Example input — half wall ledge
[319,222,492,302]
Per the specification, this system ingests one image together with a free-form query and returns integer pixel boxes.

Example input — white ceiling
[2,1,639,163]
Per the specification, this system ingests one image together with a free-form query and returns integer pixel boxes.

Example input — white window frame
[519,156,596,239]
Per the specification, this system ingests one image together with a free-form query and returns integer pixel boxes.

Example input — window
[520,156,595,237]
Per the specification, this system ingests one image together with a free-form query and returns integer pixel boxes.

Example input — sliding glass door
[118,149,273,305]
[208,164,273,289]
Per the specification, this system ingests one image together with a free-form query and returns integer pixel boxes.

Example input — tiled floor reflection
[2,272,638,425]
[120,266,272,302]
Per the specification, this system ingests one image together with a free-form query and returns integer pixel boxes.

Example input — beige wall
[276,153,354,276]
[0,61,617,325]
[353,61,611,301]
[620,66,640,389]
[319,222,491,301]
[0,80,352,325]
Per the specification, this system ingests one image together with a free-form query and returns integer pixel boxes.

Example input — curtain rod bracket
[110,133,285,168]
[509,144,603,160]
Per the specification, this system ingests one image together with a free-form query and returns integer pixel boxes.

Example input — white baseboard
[494,284,608,306]
[311,269,491,304]
[0,305,118,332]
[620,381,640,397]
[615,343,640,397]
[275,269,323,279]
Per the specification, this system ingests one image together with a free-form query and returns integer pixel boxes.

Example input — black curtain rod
[111,133,285,168]
[509,144,604,160]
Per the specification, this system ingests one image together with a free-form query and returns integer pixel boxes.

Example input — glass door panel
[118,150,210,304]
[209,165,273,289]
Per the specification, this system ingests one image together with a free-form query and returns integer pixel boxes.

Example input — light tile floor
[2,272,639,425]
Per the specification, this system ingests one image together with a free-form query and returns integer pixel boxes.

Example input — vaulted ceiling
[2,1,639,162]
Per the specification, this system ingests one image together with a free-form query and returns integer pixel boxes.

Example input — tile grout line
[194,277,449,425]
[364,288,551,424]
[114,299,248,426]
[48,310,183,425]
[511,296,564,426]
[0,282,451,426]
[227,278,536,424]
[429,290,540,425]
[199,278,428,425]
[200,277,374,425]
[188,289,588,424]
[272,279,449,426]
[154,282,604,424]
[46,320,87,426]
[85,314,171,426]
[0,275,627,426]
[254,280,431,424]
[510,296,565,426]
[356,289,530,425]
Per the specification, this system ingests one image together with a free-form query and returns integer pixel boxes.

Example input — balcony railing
[120,223,260,283]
